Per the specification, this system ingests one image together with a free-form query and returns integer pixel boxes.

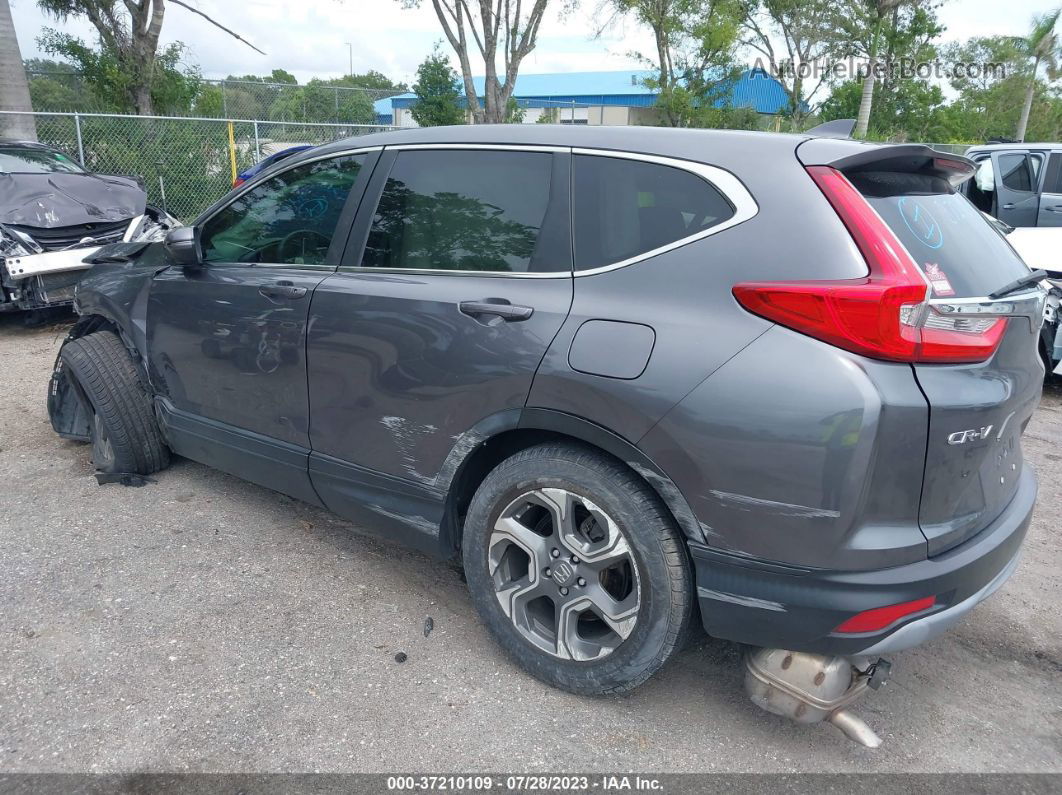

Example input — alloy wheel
[488,487,641,661]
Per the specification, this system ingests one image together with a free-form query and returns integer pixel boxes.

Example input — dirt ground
[1,314,1059,773]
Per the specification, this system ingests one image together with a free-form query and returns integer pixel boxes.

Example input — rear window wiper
[989,270,1048,299]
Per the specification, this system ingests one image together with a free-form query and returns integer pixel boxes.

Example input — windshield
[0,147,85,174]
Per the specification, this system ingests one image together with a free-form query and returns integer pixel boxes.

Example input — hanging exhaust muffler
[744,648,891,748]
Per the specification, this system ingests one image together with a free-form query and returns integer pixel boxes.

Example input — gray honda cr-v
[48,126,1041,710]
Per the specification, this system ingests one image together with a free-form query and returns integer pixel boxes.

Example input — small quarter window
[573,154,735,271]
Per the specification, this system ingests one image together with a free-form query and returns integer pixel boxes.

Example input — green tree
[37,0,262,115]
[400,0,554,124]
[822,0,950,141]
[607,0,743,128]
[37,29,201,115]
[411,46,465,126]
[943,35,1035,142]
[1014,9,1060,141]
[742,0,841,129]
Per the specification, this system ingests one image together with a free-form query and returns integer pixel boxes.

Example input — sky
[8,0,1058,87]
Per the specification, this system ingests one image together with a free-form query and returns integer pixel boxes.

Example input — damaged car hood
[0,172,146,228]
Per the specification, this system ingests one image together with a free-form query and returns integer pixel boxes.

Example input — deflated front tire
[57,330,170,475]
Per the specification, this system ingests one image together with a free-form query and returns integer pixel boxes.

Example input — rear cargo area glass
[850,171,1030,299]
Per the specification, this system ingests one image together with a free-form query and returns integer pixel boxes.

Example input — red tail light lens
[834,596,936,634]
[732,166,1006,364]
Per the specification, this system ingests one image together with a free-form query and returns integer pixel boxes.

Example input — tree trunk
[854,65,876,138]
[1014,56,1039,142]
[134,81,154,116]
[854,20,881,139]
[0,0,37,140]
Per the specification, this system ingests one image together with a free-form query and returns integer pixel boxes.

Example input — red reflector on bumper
[834,596,936,633]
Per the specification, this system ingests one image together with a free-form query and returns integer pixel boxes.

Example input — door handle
[1002,203,1016,209]
[259,281,307,300]
[1047,206,1062,212]
[459,299,534,321]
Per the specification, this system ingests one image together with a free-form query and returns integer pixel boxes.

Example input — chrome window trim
[569,147,759,276]
[197,146,381,269]
[386,143,568,153]
[347,145,759,278]
[337,266,568,279]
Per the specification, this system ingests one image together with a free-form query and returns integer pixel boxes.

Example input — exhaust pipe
[744,648,891,748]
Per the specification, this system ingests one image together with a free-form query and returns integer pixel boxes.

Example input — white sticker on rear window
[925,263,955,296]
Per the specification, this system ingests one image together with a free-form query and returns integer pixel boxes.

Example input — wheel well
[68,314,120,341]
[439,428,686,559]
[48,315,133,440]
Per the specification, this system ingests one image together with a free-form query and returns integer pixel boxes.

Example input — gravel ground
[0,314,1059,774]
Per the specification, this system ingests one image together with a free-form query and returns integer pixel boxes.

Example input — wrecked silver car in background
[0,140,176,313]
[983,212,1062,375]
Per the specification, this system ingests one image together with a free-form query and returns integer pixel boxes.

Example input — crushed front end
[0,208,175,312]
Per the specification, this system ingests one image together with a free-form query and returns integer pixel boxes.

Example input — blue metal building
[384,68,790,127]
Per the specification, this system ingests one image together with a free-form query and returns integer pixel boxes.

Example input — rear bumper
[691,466,1036,656]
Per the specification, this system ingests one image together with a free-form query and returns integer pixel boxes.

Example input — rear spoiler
[798,138,976,189]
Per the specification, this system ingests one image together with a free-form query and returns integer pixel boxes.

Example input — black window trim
[195,146,381,272]
[339,143,572,279]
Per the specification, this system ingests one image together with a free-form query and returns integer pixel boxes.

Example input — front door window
[201,154,366,266]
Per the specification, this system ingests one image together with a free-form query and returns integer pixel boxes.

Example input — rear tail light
[834,596,936,634]
[732,166,1006,364]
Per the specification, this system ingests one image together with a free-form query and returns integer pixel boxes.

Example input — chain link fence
[1,111,396,221]
[26,72,403,125]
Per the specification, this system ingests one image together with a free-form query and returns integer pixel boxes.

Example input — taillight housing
[732,166,1006,364]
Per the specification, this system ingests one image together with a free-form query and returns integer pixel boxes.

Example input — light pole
[346,42,353,77]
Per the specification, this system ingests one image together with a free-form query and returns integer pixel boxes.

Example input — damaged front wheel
[57,330,170,476]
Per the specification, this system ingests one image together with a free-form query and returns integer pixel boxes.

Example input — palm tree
[1014,8,1060,142]
[0,0,37,140]
[853,0,904,139]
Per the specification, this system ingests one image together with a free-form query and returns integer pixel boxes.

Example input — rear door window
[572,154,735,271]
[851,171,1031,298]
[999,153,1034,192]
[360,149,564,273]
[1044,153,1062,194]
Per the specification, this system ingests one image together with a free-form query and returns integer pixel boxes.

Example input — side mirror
[164,226,202,267]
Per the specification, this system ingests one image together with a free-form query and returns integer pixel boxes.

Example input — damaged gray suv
[48,126,1041,741]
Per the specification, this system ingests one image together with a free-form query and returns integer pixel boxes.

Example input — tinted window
[0,146,84,174]
[573,155,735,271]
[361,149,556,273]
[1045,153,1062,194]
[202,154,365,265]
[999,154,1033,192]
[853,171,1029,298]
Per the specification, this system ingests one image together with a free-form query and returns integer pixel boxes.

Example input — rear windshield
[850,171,1030,298]
[0,146,84,174]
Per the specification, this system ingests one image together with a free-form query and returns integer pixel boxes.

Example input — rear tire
[462,442,692,695]
[59,331,169,475]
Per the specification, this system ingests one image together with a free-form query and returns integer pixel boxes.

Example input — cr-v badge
[947,426,994,445]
